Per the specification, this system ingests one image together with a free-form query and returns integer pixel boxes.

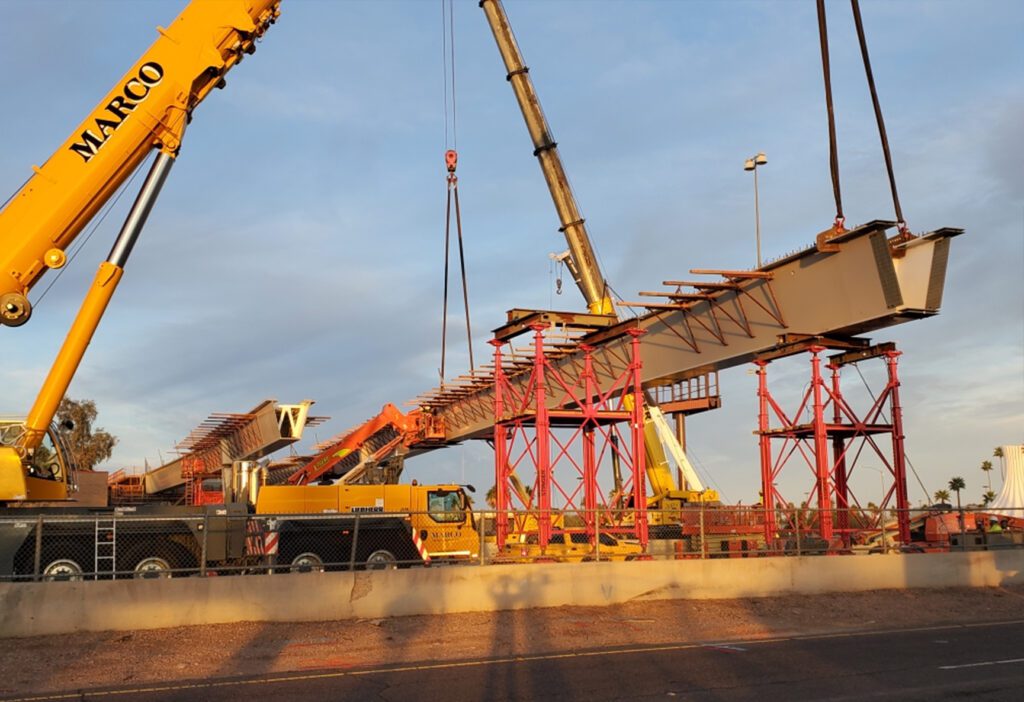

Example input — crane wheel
[132,556,173,579]
[288,552,325,573]
[365,549,398,570]
[41,558,85,581]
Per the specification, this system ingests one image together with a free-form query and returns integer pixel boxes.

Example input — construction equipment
[256,482,480,566]
[0,0,281,502]
[479,0,719,525]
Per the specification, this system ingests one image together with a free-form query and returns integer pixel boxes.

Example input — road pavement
[6,619,1023,701]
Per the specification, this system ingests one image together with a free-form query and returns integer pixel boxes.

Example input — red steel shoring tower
[757,344,910,549]
[491,325,648,553]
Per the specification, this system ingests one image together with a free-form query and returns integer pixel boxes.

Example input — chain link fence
[1,506,1021,581]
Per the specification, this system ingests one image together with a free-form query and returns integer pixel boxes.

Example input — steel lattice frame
[491,325,649,553]
[757,345,910,549]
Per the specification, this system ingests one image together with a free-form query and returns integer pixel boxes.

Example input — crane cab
[0,420,76,502]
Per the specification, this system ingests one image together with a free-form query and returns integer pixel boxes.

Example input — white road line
[939,657,1024,670]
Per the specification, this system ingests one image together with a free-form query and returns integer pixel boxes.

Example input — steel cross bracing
[756,341,911,549]
[411,220,960,446]
[490,325,649,552]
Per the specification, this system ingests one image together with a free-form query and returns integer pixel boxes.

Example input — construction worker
[987,516,1003,534]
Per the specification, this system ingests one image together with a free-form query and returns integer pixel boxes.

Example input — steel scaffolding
[756,342,910,550]
[491,324,649,553]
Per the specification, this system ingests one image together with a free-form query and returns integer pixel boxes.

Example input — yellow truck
[255,483,480,570]
[497,530,643,563]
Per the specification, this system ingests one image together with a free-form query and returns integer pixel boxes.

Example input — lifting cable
[439,0,474,385]
[816,0,844,231]
[851,0,908,234]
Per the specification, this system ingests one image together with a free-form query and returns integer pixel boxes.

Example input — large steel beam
[427,221,960,443]
[144,400,323,494]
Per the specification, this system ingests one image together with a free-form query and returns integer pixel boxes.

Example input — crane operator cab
[0,420,77,502]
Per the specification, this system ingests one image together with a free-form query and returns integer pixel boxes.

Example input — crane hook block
[445,149,458,173]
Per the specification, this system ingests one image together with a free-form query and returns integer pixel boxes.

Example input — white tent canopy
[988,445,1024,519]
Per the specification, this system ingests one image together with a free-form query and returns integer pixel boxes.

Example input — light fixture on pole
[744,152,768,268]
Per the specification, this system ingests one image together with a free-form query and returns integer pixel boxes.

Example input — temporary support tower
[491,324,648,553]
[756,340,910,549]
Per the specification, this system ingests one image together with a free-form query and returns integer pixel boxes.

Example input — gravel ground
[2,585,1023,698]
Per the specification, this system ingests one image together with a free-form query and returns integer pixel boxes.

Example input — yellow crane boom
[479,0,614,316]
[0,0,281,503]
[0,0,280,328]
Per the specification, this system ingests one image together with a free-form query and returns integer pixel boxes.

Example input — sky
[1,0,1021,508]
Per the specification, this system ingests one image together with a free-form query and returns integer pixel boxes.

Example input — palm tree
[949,476,966,536]
[994,447,1005,481]
[983,490,996,506]
[981,460,994,492]
[933,489,950,505]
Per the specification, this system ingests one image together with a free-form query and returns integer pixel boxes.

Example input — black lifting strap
[817,0,844,228]
[439,152,475,386]
[851,0,907,233]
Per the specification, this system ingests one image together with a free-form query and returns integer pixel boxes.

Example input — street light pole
[744,152,768,268]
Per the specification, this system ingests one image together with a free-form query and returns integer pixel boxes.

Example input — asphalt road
[8,620,1024,701]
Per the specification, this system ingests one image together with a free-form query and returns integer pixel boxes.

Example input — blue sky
[1,0,1021,506]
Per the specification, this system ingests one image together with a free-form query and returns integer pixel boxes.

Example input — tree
[933,489,950,504]
[983,490,997,506]
[981,460,994,492]
[55,398,117,471]
[948,476,966,534]
[994,446,1005,481]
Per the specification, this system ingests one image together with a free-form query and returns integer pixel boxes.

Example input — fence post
[199,514,208,577]
[595,510,601,561]
[33,514,43,581]
[699,501,706,559]
[479,511,486,566]
[349,515,361,571]
[795,508,802,556]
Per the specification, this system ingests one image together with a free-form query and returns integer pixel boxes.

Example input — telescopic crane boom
[480,0,714,506]
[0,0,281,503]
[0,0,280,328]
[479,0,614,316]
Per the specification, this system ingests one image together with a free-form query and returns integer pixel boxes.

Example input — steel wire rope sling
[850,0,909,234]
[816,0,845,232]
[439,0,475,386]
[817,0,911,234]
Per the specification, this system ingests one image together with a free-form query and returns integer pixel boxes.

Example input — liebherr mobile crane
[275,0,718,541]
[479,0,718,522]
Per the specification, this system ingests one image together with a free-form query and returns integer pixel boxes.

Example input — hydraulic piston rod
[21,152,175,451]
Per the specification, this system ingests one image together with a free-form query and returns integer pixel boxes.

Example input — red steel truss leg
[532,325,552,551]
[809,347,833,542]
[886,350,911,543]
[582,346,598,541]
[627,328,648,548]
[756,360,777,545]
[490,339,510,550]
[830,362,851,547]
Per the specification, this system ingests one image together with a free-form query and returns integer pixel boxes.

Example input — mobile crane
[0,0,281,503]
[479,0,718,517]
[0,1,484,580]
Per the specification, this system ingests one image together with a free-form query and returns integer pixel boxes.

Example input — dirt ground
[2,585,1023,698]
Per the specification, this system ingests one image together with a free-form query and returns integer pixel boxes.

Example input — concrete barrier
[1,551,1021,638]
